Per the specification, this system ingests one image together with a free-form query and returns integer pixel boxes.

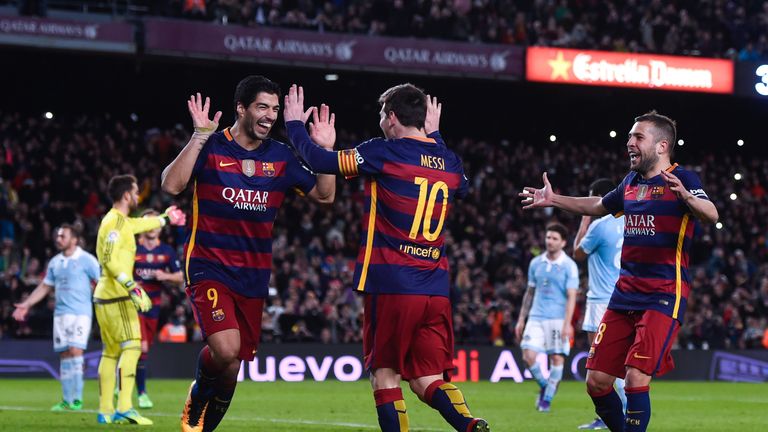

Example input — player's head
[378,84,427,139]
[55,224,80,252]
[234,75,281,141]
[141,209,162,240]
[628,110,677,175]
[108,174,139,210]
[588,178,615,198]
[544,222,568,254]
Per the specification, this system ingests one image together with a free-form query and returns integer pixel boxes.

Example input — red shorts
[363,294,454,381]
[187,280,264,361]
[586,309,680,378]
[139,315,159,348]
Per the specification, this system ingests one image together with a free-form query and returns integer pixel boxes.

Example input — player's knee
[586,372,612,395]
[522,350,538,366]
[210,345,240,367]
[624,367,651,388]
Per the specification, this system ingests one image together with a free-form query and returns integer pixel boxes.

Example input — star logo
[548,51,572,80]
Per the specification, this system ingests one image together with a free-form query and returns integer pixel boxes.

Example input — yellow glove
[129,286,152,313]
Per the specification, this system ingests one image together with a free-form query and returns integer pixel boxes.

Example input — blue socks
[625,386,651,431]
[543,364,563,402]
[589,387,625,432]
[60,358,74,403]
[374,388,409,432]
[136,357,147,394]
[528,362,548,388]
[71,356,84,402]
[424,380,475,432]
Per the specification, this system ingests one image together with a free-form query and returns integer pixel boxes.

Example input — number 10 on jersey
[409,177,448,242]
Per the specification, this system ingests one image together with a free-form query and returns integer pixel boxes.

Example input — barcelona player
[574,179,626,430]
[133,209,184,409]
[283,84,490,432]
[514,222,578,413]
[94,174,186,425]
[520,111,718,432]
[161,76,335,432]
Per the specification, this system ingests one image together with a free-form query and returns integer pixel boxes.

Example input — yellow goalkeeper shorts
[94,297,141,345]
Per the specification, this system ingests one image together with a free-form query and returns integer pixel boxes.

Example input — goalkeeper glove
[129,286,152,313]
[162,205,187,226]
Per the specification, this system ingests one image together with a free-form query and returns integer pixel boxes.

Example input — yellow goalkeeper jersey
[94,208,165,300]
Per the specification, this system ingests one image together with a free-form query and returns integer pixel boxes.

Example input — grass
[0,379,766,431]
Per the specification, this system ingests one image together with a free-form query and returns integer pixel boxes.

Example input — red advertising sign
[526,47,734,94]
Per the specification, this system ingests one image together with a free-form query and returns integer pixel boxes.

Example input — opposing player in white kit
[13,224,100,411]
[574,179,626,430]
[515,222,579,413]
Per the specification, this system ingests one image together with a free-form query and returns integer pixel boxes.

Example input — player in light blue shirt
[515,222,579,413]
[13,224,100,411]
[574,178,626,430]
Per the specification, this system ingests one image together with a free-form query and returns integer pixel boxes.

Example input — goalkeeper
[94,174,186,425]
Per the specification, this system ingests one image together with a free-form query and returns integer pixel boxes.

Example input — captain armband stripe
[337,149,360,177]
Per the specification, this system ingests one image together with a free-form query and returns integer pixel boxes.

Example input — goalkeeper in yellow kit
[94,175,186,425]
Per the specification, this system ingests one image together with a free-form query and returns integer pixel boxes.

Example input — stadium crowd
[13,0,768,60]
[0,111,767,351]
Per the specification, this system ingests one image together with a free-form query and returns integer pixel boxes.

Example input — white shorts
[521,318,570,356]
[53,314,92,352]
[582,301,609,333]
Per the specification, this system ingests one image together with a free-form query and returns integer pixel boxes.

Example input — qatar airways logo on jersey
[222,187,269,212]
[624,214,655,236]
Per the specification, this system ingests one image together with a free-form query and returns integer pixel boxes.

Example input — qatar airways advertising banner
[143,19,524,79]
[4,341,767,382]
[0,14,134,52]
[526,47,734,94]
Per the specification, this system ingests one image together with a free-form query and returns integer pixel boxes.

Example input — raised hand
[424,94,442,134]
[188,93,222,133]
[283,84,316,124]
[660,169,689,200]
[519,172,555,209]
[309,103,336,150]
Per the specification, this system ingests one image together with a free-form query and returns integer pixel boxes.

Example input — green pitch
[0,379,765,431]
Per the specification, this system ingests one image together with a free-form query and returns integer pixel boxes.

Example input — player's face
[54,228,76,251]
[627,121,660,174]
[379,107,394,139]
[241,92,280,141]
[128,182,140,211]
[145,227,161,240]
[545,231,566,254]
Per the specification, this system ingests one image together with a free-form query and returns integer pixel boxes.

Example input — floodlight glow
[44,112,53,119]
[609,130,616,138]
[730,193,737,201]
[324,74,339,81]
[737,139,744,146]
[549,135,556,142]
[734,173,742,181]
[677,139,684,146]
[716,222,723,230]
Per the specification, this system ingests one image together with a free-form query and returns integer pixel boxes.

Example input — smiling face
[627,121,662,176]
[238,92,280,141]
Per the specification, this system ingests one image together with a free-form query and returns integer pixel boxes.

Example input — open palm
[519,172,555,209]
[188,93,222,132]
[309,104,336,150]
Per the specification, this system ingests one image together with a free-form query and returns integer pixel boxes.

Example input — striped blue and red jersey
[601,164,709,323]
[286,121,468,297]
[134,241,181,318]
[184,127,317,298]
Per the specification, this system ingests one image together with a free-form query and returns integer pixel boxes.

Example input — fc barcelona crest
[262,162,276,177]
[242,159,256,177]
[636,185,649,200]
[146,254,154,263]
[212,308,226,322]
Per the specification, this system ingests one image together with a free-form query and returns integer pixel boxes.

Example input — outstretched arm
[12,282,53,321]
[162,93,222,195]
[519,172,608,216]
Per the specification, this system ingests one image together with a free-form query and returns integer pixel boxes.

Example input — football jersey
[527,252,579,321]
[184,127,317,298]
[601,164,709,322]
[134,241,181,318]
[580,214,624,303]
[43,247,100,316]
[286,121,468,297]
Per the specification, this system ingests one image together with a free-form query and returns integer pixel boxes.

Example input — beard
[243,114,269,141]
[631,150,659,175]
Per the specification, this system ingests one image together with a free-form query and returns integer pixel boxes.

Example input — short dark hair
[635,110,677,157]
[589,178,615,197]
[378,84,427,129]
[546,222,568,241]
[234,75,281,112]
[108,174,137,203]
[58,223,80,239]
